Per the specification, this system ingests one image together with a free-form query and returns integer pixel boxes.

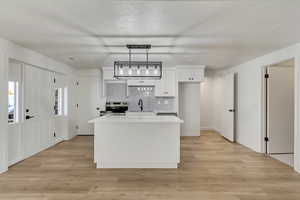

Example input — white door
[38,69,53,149]
[221,73,235,142]
[22,65,41,158]
[53,73,67,143]
[8,60,23,165]
[267,66,294,154]
[76,76,100,135]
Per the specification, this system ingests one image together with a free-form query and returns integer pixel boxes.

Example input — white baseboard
[0,166,8,174]
[77,132,94,136]
[97,162,178,168]
[200,127,221,133]
[201,127,214,131]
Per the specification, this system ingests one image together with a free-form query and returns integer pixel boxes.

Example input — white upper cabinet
[176,66,205,82]
[102,68,115,80]
[155,69,176,97]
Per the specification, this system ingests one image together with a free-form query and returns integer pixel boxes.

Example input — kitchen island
[89,114,183,168]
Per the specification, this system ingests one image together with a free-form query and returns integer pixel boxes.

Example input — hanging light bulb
[128,67,132,75]
[137,66,141,75]
[119,66,124,75]
[145,48,149,75]
[154,66,158,75]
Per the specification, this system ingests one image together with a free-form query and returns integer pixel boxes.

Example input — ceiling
[0,0,300,69]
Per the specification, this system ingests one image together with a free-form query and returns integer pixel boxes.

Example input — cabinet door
[164,70,175,96]
[155,70,175,97]
[190,70,204,82]
[177,69,204,82]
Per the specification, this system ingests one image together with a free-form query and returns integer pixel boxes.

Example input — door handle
[25,115,35,120]
[228,109,235,112]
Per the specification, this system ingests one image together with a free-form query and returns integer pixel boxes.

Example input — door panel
[8,61,23,165]
[53,73,67,143]
[76,76,100,135]
[267,66,294,154]
[23,65,41,158]
[221,73,235,142]
[38,69,53,149]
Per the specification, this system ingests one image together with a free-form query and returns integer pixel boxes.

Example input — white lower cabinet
[155,69,175,97]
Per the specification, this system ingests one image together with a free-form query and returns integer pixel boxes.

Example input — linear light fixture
[114,44,162,79]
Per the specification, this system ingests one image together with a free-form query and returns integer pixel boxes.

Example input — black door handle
[25,115,35,120]
[228,109,235,112]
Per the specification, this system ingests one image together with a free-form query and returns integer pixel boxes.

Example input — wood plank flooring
[1,131,300,200]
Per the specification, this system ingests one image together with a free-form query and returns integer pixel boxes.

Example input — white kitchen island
[89,114,183,168]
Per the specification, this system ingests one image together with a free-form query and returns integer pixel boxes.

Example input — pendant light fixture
[114,44,162,79]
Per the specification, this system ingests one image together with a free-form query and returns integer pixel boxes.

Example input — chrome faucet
[138,98,143,112]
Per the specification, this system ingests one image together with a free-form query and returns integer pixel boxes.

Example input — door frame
[261,58,296,157]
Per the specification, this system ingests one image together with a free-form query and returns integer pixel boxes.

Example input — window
[54,88,62,116]
[8,81,19,123]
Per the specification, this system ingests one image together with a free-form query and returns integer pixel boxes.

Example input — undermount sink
[125,112,156,117]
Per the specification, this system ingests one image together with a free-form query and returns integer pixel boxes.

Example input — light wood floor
[1,131,300,200]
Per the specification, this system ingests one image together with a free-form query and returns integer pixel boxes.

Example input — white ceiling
[0,0,300,69]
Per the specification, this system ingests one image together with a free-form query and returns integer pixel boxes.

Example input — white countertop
[88,114,183,124]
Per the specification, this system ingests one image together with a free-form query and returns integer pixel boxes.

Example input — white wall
[179,83,201,136]
[200,71,214,130]
[202,43,300,173]
[0,48,8,173]
[0,37,76,173]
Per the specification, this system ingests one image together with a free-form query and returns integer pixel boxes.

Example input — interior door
[22,64,41,158]
[8,60,23,165]
[267,66,294,154]
[221,73,235,142]
[76,76,100,135]
[53,73,67,143]
[38,69,53,149]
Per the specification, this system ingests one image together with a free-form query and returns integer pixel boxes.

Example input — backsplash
[106,82,127,102]
[127,86,175,112]
[154,97,176,112]
[128,86,155,112]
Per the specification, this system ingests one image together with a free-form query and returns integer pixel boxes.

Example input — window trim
[8,81,19,124]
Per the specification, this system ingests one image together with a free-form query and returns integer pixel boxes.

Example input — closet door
[38,69,53,150]
[221,73,235,142]
[53,73,67,143]
[8,61,23,165]
[267,66,294,154]
[76,76,100,135]
[22,65,41,158]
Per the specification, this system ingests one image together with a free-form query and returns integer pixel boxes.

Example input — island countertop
[88,115,183,124]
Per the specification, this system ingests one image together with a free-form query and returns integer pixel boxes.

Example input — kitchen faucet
[138,99,143,112]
